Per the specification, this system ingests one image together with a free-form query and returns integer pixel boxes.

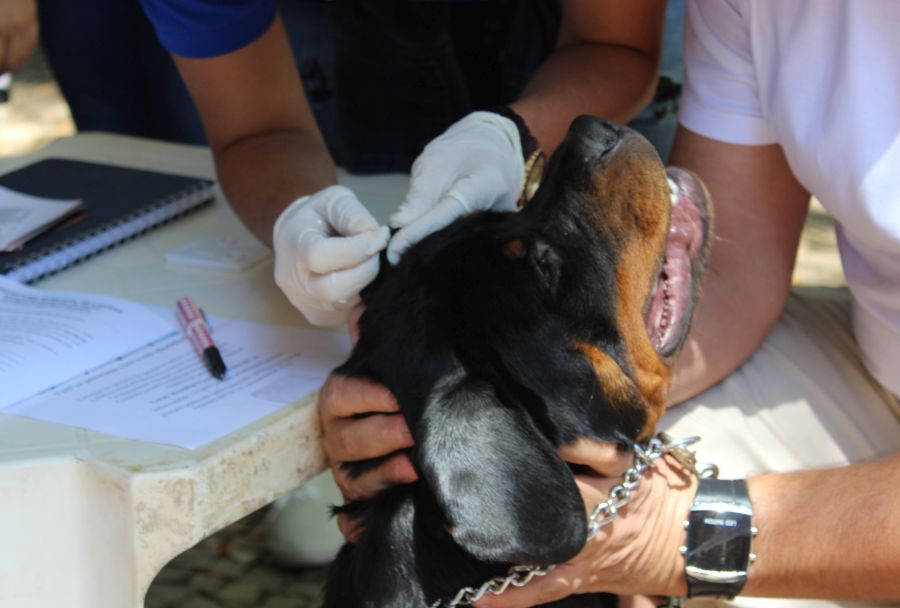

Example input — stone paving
[3,45,847,608]
[144,508,327,608]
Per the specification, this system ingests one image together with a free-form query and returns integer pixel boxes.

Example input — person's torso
[739,0,900,394]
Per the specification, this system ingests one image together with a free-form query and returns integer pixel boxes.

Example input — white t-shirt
[679,0,900,397]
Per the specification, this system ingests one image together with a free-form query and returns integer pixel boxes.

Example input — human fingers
[294,186,389,275]
[347,303,364,345]
[473,562,586,608]
[387,194,467,264]
[289,297,356,327]
[299,226,389,275]
[332,451,418,502]
[302,252,381,304]
[274,191,382,325]
[320,185,381,234]
[323,411,414,466]
[620,595,664,608]
[336,511,364,542]
[559,438,633,477]
[318,374,399,423]
[389,160,454,230]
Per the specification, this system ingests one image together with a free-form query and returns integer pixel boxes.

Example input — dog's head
[346,116,712,575]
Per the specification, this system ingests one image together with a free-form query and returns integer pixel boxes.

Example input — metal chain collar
[429,433,717,608]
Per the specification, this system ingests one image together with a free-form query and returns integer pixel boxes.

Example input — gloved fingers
[444,169,514,213]
[386,195,471,265]
[272,276,354,326]
[298,225,389,275]
[320,185,382,235]
[296,303,356,327]
[273,186,387,327]
[303,252,381,305]
[389,162,455,230]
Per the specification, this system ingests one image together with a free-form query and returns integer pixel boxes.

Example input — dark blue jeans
[38,0,207,145]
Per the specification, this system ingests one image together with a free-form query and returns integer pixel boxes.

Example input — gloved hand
[386,111,524,264]
[273,185,390,326]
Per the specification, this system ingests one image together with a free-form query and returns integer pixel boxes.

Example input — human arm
[387,0,666,261]
[170,14,387,324]
[512,0,666,153]
[317,373,418,538]
[666,126,811,403]
[0,0,38,74]
[172,13,334,245]
[471,446,900,606]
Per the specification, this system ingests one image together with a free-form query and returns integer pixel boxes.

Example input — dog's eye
[531,240,562,294]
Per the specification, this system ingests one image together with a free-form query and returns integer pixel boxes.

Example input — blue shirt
[139,0,279,58]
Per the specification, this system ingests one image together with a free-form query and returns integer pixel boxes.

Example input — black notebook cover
[0,158,215,283]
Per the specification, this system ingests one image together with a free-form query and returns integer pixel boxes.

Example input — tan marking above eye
[502,239,526,259]
[575,343,642,414]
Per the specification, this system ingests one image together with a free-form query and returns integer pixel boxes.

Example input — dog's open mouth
[645,167,711,357]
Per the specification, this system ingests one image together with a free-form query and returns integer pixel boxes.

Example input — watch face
[687,508,753,572]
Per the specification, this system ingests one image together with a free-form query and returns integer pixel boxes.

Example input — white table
[0,133,407,608]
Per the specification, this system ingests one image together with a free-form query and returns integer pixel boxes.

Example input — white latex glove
[273,185,390,326]
[386,111,524,264]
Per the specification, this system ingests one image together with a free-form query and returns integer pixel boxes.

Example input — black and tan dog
[324,116,712,608]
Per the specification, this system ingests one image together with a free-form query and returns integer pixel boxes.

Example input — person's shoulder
[138,0,279,58]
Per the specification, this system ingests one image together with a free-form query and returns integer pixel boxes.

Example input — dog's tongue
[646,169,707,356]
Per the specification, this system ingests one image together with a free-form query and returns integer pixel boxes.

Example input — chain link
[428,433,714,608]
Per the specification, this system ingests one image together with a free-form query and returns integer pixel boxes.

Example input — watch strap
[486,105,545,207]
[694,478,750,506]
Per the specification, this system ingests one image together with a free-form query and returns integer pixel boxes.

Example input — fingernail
[398,424,414,445]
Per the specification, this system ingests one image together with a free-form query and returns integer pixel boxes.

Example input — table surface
[0,133,409,607]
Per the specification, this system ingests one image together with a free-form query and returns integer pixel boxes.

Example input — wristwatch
[487,105,545,207]
[681,478,757,598]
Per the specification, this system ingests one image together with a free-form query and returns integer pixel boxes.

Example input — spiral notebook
[0,158,215,283]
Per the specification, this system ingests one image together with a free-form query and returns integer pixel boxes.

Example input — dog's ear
[415,372,587,565]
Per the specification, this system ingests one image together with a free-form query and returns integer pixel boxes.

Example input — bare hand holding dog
[474,440,696,607]
[318,373,417,538]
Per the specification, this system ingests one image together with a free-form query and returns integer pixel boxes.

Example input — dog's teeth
[668,177,680,205]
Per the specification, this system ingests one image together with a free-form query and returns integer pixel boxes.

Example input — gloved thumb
[386,170,511,265]
[389,162,453,230]
[321,185,381,235]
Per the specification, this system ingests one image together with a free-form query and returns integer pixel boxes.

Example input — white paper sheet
[0,185,82,251]
[5,315,351,449]
[0,277,352,448]
[0,277,175,409]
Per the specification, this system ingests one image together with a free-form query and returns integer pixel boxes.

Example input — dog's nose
[568,115,622,156]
